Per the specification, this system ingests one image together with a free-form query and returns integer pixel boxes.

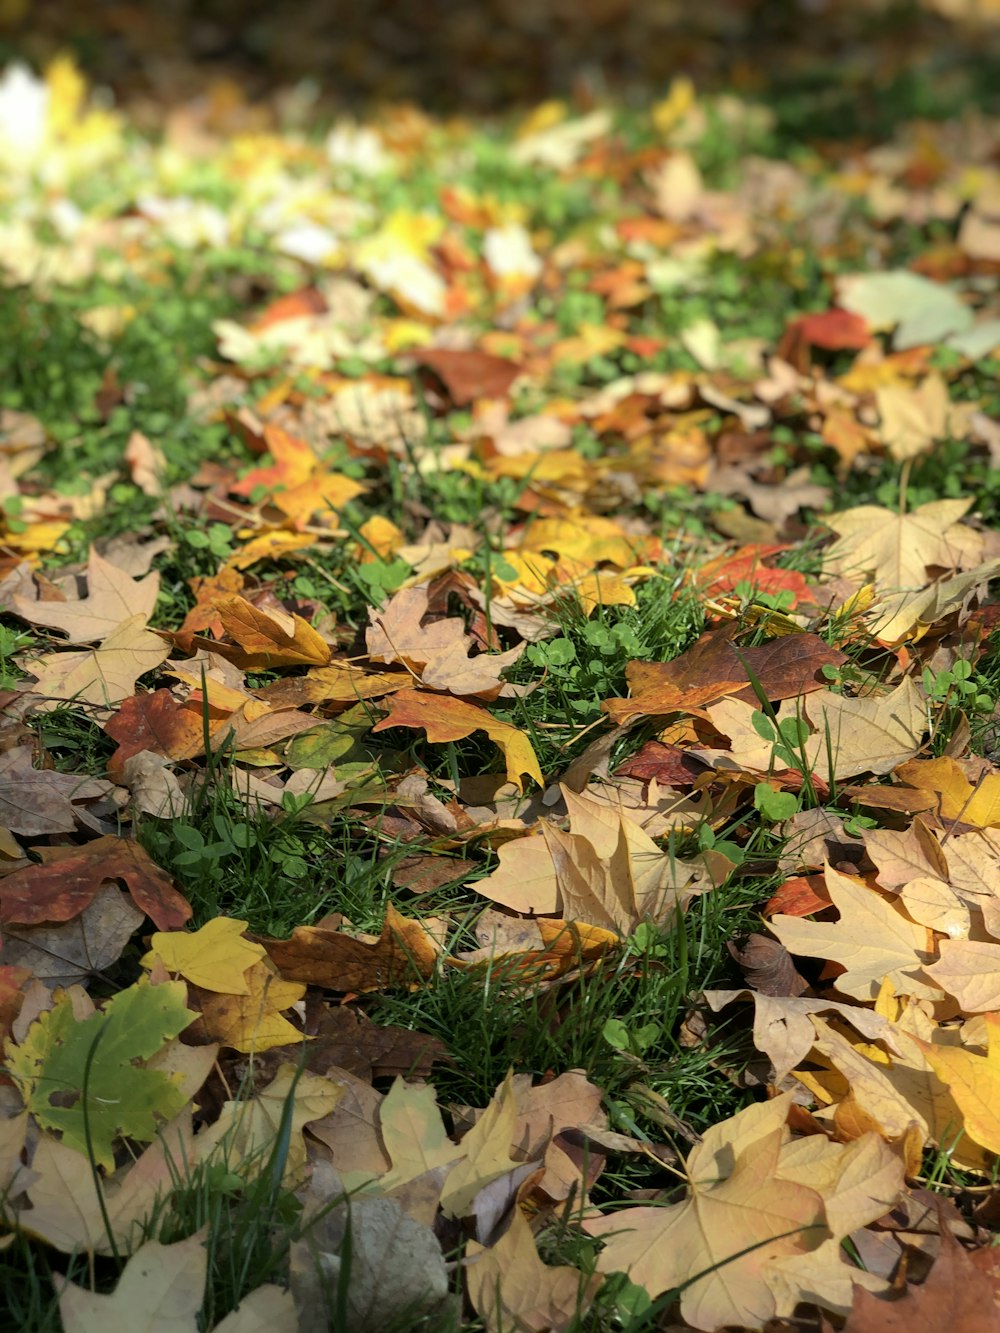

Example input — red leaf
[789,307,872,350]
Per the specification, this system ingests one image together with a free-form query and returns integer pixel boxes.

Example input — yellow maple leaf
[913,1012,1000,1156]
[142,917,265,995]
[210,595,332,669]
[191,960,305,1053]
[895,755,1000,828]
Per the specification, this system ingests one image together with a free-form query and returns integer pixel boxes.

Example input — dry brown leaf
[259,904,441,991]
[13,547,159,644]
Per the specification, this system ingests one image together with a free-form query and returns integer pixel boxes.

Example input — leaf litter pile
[1,22,1000,1333]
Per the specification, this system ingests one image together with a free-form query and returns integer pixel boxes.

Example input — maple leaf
[704,677,925,783]
[475,784,728,927]
[197,595,331,669]
[703,987,899,1085]
[56,1235,206,1333]
[0,884,145,987]
[843,1219,1000,1333]
[822,497,980,591]
[141,916,265,994]
[12,547,159,643]
[376,1078,465,1192]
[259,903,441,991]
[876,373,965,463]
[22,613,171,710]
[803,1014,992,1174]
[372,688,543,790]
[6,979,193,1170]
[439,1070,521,1218]
[16,1113,196,1254]
[587,1094,902,1330]
[0,744,114,835]
[195,1063,341,1188]
[185,959,306,1053]
[586,1107,827,1330]
[413,346,523,405]
[895,755,1000,828]
[467,1209,601,1333]
[913,1012,1000,1156]
[104,687,231,781]
[770,862,939,1001]
[366,584,526,699]
[290,1193,450,1333]
[0,833,191,930]
[229,422,364,526]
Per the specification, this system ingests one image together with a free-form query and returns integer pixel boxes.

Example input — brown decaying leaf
[413,346,523,406]
[842,1215,1000,1332]
[0,745,115,835]
[727,933,810,998]
[0,884,144,987]
[259,904,441,991]
[603,628,846,724]
[0,834,190,931]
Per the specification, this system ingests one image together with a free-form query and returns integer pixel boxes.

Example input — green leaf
[6,979,194,1170]
[602,1018,631,1051]
[753,783,799,823]
[750,710,776,742]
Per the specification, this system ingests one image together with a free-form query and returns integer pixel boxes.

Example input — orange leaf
[205,595,332,669]
[259,904,440,991]
[372,688,542,789]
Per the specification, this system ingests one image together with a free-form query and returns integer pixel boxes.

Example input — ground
[1,6,1000,1332]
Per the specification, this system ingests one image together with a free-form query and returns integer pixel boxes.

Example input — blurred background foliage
[0,0,998,116]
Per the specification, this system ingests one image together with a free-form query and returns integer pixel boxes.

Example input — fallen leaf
[290,1194,451,1333]
[23,613,171,710]
[913,1012,1000,1156]
[842,1217,1000,1332]
[604,628,845,727]
[0,834,191,930]
[822,498,978,591]
[104,688,230,781]
[142,917,266,994]
[0,745,115,835]
[414,346,522,405]
[585,1098,827,1331]
[56,1234,205,1333]
[373,688,542,789]
[769,862,938,1001]
[0,884,144,987]
[467,1208,600,1333]
[18,1112,195,1254]
[7,979,193,1170]
[229,423,364,526]
[366,584,526,698]
[204,595,332,669]
[837,270,972,349]
[186,959,306,1053]
[13,547,159,644]
[260,904,441,991]
[894,756,1000,828]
